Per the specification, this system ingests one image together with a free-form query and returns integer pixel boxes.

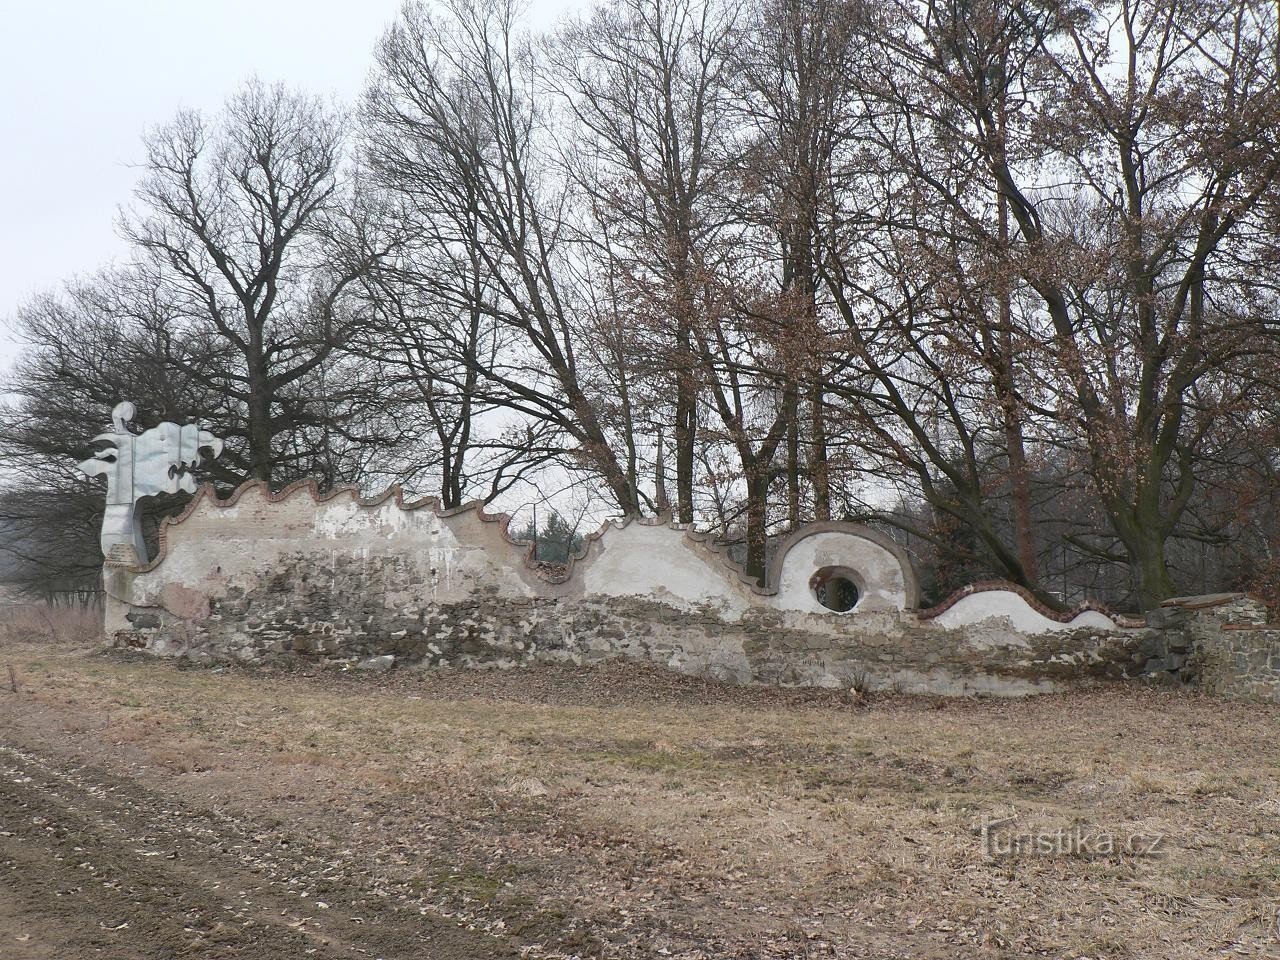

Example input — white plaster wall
[930,592,1120,635]
[770,531,910,614]
[580,523,749,616]
[122,488,537,612]
[309,497,443,538]
[106,486,1148,697]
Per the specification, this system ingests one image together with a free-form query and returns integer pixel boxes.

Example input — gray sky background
[0,0,584,374]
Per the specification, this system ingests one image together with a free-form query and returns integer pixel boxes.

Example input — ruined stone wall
[114,569,1146,696]
[1147,596,1280,701]
[104,481,1149,697]
[1193,626,1280,700]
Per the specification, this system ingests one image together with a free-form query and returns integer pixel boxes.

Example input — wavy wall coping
[116,478,1138,625]
[911,581,1142,628]
[119,479,794,597]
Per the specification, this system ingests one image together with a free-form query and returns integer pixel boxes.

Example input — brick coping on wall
[118,478,1153,627]
[915,580,1146,628]
[118,480,889,600]
[1160,592,1255,611]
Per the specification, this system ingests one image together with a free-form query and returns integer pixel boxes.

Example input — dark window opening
[811,567,860,612]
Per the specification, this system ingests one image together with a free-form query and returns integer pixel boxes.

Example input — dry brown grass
[1,619,1278,958]
[0,602,102,646]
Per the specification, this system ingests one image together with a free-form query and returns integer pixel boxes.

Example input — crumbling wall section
[1193,625,1280,700]
[1149,595,1280,701]
[111,577,1146,697]
[104,480,1150,697]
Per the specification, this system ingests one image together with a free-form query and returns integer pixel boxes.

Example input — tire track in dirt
[0,744,525,959]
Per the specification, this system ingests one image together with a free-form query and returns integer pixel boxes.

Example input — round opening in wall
[811,566,860,613]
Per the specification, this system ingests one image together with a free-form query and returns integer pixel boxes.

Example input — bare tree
[122,78,384,484]
[733,0,861,526]
[7,0,1280,611]
[547,0,740,524]
[351,227,566,507]
[0,272,226,591]
[845,0,1280,607]
[0,82,399,585]
[364,0,641,513]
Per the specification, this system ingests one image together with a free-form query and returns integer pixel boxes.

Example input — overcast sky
[0,0,585,372]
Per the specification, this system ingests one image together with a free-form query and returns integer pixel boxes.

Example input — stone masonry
[98,480,1167,697]
[1149,594,1280,701]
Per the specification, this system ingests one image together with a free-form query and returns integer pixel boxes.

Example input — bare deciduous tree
[547,0,740,523]
[364,0,642,513]
[122,78,383,483]
[839,0,1280,607]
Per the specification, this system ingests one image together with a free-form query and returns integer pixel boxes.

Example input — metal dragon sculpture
[78,401,224,564]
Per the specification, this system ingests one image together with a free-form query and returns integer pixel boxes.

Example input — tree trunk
[1128,534,1176,611]
[786,410,800,528]
[994,82,1035,585]
[1004,409,1036,581]
[743,465,771,583]
[674,335,697,525]
[245,356,273,484]
[810,383,831,521]
[1116,492,1177,610]
[654,427,671,515]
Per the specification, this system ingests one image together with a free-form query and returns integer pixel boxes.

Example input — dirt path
[0,743,522,959]
[2,638,1279,959]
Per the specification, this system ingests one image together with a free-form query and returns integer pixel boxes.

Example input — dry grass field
[0,606,1278,959]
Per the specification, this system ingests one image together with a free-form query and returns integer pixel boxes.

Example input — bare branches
[4,0,1280,608]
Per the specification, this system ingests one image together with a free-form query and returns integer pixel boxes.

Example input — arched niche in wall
[767,522,919,615]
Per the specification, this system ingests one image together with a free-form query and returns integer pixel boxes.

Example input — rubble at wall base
[100,481,1280,701]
